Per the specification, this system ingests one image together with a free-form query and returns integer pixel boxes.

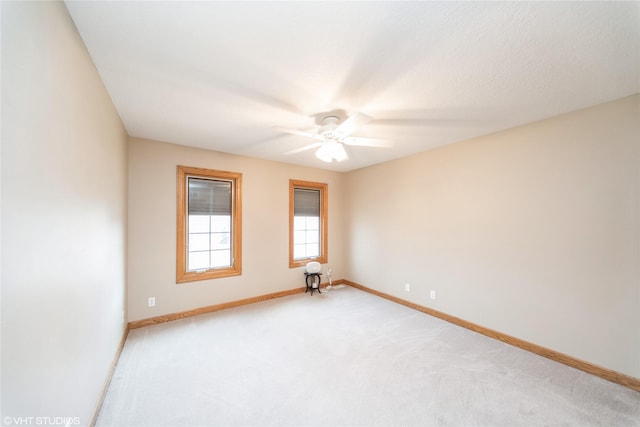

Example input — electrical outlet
[148,297,156,307]
[430,290,437,300]
[405,283,411,292]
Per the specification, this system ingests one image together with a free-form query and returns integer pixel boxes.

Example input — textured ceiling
[65,1,639,172]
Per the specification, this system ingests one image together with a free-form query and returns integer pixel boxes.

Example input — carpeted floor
[97,286,640,427]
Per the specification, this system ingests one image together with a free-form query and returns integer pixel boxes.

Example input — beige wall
[128,138,345,321]
[345,95,640,378]
[1,1,128,423]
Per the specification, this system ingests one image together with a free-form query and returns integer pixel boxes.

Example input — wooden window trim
[177,165,242,283]
[289,179,328,268]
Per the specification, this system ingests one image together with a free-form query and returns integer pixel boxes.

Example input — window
[289,180,327,268]
[177,166,242,283]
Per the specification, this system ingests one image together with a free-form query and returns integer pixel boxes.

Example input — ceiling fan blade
[334,112,372,138]
[274,126,324,141]
[284,142,322,155]
[342,137,392,148]
[369,118,466,127]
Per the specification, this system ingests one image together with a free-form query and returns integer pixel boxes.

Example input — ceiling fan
[275,112,391,162]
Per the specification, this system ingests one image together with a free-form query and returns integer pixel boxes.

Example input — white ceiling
[65,1,639,172]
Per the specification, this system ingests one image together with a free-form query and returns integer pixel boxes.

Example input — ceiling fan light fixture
[315,139,347,162]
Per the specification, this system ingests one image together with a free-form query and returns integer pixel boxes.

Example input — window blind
[294,188,320,216]
[188,177,231,215]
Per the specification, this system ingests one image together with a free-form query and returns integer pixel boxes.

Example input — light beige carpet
[97,286,640,426]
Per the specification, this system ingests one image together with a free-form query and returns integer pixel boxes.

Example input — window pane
[188,251,210,270]
[306,216,319,230]
[306,243,319,257]
[211,232,230,250]
[306,230,319,243]
[186,214,232,270]
[189,233,210,252]
[294,230,306,244]
[189,215,210,233]
[294,244,306,259]
[211,215,231,232]
[293,213,321,260]
[211,250,231,267]
[293,216,306,231]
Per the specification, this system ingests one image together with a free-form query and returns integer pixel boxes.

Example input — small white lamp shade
[305,261,321,273]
